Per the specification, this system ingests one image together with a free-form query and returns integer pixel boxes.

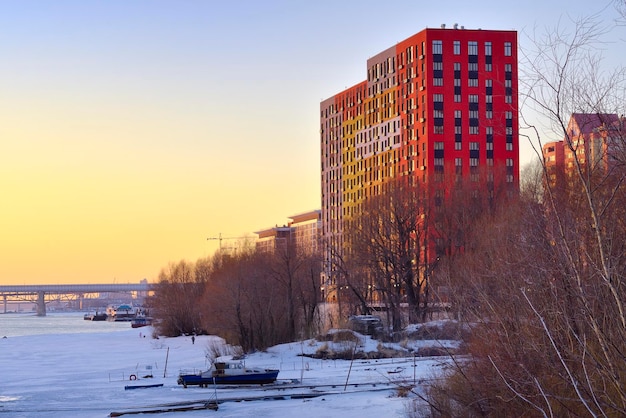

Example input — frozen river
[0,312,441,417]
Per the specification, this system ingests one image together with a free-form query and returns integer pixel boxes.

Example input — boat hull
[177,370,279,387]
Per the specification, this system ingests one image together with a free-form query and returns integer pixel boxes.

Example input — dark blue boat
[177,361,279,387]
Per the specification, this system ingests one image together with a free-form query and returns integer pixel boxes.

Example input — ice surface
[0,324,447,417]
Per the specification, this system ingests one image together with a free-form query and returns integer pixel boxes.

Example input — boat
[106,304,137,321]
[83,311,107,321]
[131,316,153,328]
[92,312,107,321]
[177,360,279,387]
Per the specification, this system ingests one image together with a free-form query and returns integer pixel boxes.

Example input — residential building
[255,210,322,255]
[289,210,322,255]
[255,226,292,254]
[320,26,519,295]
[543,113,624,189]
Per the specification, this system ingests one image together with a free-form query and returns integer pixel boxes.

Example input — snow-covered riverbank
[0,324,447,417]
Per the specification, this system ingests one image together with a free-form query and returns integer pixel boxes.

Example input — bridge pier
[3,295,6,314]
[37,291,46,316]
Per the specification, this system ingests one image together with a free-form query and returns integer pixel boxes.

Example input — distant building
[289,210,322,255]
[543,113,624,189]
[255,225,292,254]
[255,210,322,255]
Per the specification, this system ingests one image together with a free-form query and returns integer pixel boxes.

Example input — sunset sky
[1,1,623,285]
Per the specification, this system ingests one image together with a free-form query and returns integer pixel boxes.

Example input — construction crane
[207,233,249,251]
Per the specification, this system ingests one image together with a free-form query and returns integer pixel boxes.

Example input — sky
[1,0,624,285]
[0,313,450,417]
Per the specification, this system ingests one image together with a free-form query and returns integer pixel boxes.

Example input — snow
[0,323,450,417]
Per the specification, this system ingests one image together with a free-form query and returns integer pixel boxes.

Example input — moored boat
[106,304,137,321]
[177,360,279,387]
[131,316,153,328]
[83,311,107,321]
[92,312,107,321]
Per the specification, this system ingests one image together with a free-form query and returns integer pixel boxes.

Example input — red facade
[320,26,519,267]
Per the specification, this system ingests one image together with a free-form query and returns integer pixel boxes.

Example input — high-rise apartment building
[320,26,519,286]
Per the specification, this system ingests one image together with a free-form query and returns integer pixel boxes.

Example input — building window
[435,189,443,206]
[455,141,462,150]
[504,42,512,56]
[455,94,461,102]
[485,42,492,56]
[434,141,444,150]
[470,158,478,167]
[454,41,460,55]
[470,126,479,135]
[469,94,479,103]
[469,142,479,151]
[506,143,513,151]
[433,40,443,55]
[434,157,444,166]
[468,41,478,55]
[468,78,478,87]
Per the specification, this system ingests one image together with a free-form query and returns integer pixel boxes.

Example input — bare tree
[266,242,323,341]
[346,177,431,330]
[152,260,204,337]
[426,12,626,417]
[518,12,626,415]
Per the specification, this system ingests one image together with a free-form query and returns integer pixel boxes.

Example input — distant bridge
[0,283,155,316]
